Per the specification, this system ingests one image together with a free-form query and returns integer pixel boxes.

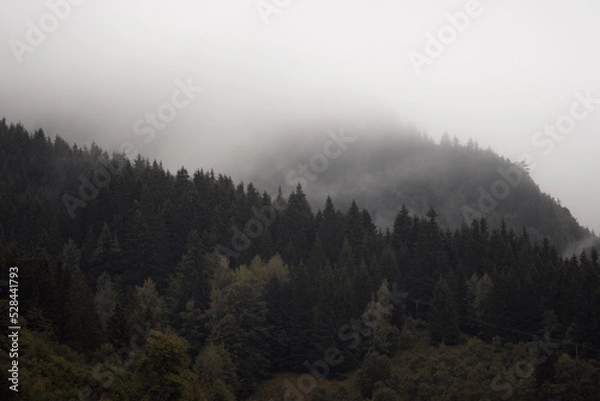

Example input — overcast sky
[1,0,599,233]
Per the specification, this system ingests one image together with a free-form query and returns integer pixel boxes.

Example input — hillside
[1,118,600,400]
[233,124,598,254]
[250,320,593,401]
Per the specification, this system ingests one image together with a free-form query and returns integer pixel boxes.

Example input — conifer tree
[65,267,102,353]
[430,275,460,345]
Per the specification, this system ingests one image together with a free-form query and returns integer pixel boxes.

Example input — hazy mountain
[2,118,600,401]
[233,122,599,254]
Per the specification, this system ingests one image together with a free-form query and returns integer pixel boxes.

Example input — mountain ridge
[231,124,599,254]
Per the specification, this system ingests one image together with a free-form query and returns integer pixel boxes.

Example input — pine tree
[318,196,345,265]
[127,277,166,331]
[95,272,118,329]
[134,330,205,401]
[107,303,129,349]
[64,267,102,353]
[345,200,364,261]
[194,343,239,399]
[430,276,460,345]
[207,264,270,396]
[362,280,400,355]
[392,205,411,251]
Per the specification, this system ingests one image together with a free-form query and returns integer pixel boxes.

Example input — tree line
[1,119,599,400]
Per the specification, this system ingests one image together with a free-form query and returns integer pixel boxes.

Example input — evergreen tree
[207,264,270,396]
[95,272,118,329]
[430,276,460,345]
[362,280,401,355]
[107,303,129,349]
[64,267,102,353]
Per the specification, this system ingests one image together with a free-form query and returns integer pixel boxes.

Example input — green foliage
[356,352,392,398]
[2,326,90,401]
[134,330,207,401]
[95,272,118,329]
[207,262,270,396]
[429,276,460,346]
[372,386,401,401]
[107,303,129,349]
[1,122,600,400]
[194,343,239,399]
[465,272,493,321]
[127,277,166,331]
[65,267,102,354]
[554,353,600,400]
[362,280,401,355]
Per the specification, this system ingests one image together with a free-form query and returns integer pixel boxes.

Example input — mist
[1,0,599,232]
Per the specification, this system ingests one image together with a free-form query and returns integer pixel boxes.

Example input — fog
[1,0,599,232]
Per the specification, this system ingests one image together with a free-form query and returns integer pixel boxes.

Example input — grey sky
[1,0,598,233]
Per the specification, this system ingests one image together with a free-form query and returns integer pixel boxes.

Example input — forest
[237,124,598,253]
[1,118,600,400]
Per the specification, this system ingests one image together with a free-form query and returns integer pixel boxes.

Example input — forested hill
[233,125,599,254]
[1,118,596,256]
[1,118,600,400]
